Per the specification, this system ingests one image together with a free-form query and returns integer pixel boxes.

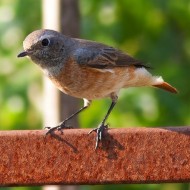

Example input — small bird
[18,29,177,148]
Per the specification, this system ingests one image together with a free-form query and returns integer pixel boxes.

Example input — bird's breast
[48,59,137,100]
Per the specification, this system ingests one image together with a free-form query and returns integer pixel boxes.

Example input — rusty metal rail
[0,127,190,186]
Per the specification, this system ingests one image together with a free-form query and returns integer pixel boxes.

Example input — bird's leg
[46,99,91,135]
[89,94,118,149]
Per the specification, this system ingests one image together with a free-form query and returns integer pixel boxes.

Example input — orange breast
[49,59,136,100]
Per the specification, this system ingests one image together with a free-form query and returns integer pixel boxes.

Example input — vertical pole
[60,0,80,128]
[42,0,61,129]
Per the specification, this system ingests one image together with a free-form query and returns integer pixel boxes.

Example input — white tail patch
[132,68,161,86]
[152,76,164,85]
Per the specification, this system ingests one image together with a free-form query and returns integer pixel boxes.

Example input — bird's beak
[17,51,28,58]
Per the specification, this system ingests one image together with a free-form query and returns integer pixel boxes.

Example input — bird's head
[17,29,71,69]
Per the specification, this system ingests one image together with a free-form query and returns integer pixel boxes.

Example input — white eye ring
[41,38,50,47]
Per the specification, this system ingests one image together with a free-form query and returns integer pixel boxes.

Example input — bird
[17,29,177,149]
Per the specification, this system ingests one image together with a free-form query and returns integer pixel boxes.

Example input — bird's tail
[152,77,178,94]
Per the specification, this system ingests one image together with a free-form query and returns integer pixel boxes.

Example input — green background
[0,0,189,190]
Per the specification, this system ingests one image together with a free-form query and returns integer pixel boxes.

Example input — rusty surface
[0,127,190,186]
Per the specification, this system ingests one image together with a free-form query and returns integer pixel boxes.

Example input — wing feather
[73,40,149,69]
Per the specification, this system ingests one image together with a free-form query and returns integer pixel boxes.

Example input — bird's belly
[49,61,136,100]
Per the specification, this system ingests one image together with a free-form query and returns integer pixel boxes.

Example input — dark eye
[41,38,50,47]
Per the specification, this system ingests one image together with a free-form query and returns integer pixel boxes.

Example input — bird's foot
[45,121,71,135]
[88,123,108,149]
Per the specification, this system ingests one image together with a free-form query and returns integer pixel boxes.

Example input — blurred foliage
[0,0,190,190]
[0,0,42,131]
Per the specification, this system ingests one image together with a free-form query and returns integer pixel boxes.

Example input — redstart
[17,29,177,149]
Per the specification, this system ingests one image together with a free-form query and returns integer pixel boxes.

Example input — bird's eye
[41,38,50,47]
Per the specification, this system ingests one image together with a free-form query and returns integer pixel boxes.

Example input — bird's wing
[73,42,149,69]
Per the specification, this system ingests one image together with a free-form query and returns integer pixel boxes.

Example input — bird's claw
[45,122,68,135]
[89,123,108,149]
